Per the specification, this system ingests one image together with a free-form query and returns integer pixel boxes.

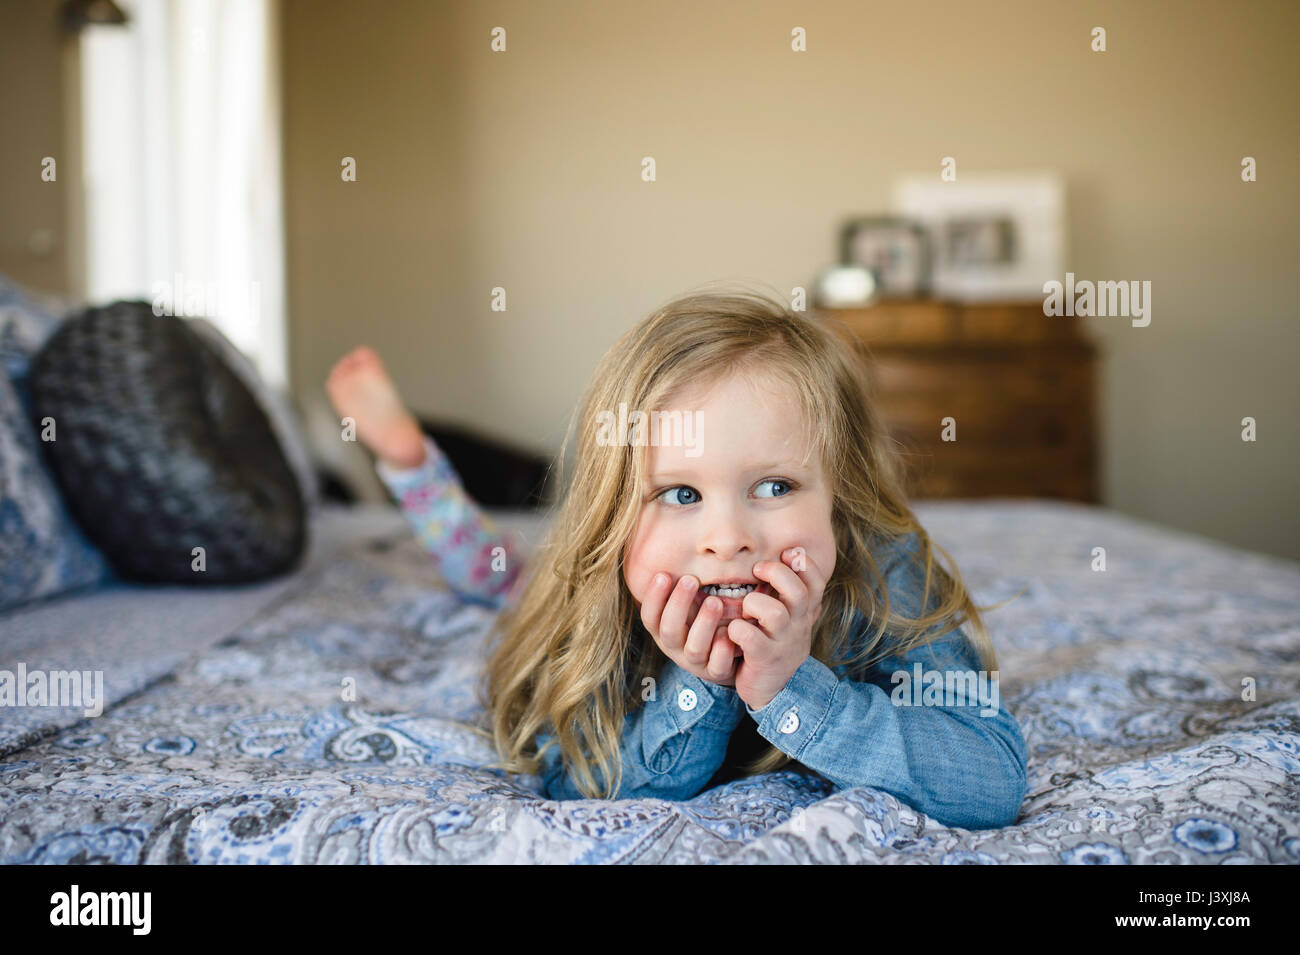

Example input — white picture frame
[892,172,1066,302]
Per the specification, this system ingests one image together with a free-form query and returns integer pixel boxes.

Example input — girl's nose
[699,512,756,562]
[704,542,753,563]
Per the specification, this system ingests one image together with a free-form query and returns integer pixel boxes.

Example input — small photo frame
[943,216,1017,267]
[838,217,932,297]
[892,172,1065,301]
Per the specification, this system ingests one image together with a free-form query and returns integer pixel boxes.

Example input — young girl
[325,288,1029,829]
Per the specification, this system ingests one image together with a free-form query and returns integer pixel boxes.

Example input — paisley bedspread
[2,499,1298,864]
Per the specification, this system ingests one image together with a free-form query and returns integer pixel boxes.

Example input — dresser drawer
[909,464,1095,501]
[869,351,1094,403]
[880,396,1094,451]
[906,442,1093,493]
[839,301,1081,344]
[830,301,1098,502]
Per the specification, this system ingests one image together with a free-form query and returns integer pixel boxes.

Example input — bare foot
[325,346,427,469]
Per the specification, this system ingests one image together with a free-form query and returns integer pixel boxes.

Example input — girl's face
[622,370,837,642]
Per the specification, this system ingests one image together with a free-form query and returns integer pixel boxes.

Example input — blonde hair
[474,284,1012,798]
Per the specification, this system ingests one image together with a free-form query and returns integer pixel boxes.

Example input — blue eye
[656,486,700,507]
[755,479,794,498]
[654,479,797,507]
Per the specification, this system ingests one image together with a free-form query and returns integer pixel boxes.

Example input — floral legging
[374,434,524,608]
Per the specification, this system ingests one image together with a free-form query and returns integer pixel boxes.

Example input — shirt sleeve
[740,533,1029,830]
[374,433,524,611]
[537,657,749,801]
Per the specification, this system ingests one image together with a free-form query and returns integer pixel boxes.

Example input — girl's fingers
[656,574,699,654]
[662,575,701,651]
[727,618,767,657]
[753,556,810,606]
[639,572,674,645]
[753,550,827,615]
[682,594,723,666]
[787,547,829,605]
[738,589,788,635]
[705,629,737,683]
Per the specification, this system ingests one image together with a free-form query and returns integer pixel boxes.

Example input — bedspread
[1,500,1297,864]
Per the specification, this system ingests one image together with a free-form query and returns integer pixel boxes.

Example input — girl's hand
[727,547,827,711]
[640,573,740,687]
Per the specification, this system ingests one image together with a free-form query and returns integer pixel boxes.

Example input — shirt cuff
[644,659,747,743]
[745,655,840,757]
[374,434,457,489]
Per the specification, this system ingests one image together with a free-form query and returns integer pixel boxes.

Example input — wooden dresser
[829,299,1098,502]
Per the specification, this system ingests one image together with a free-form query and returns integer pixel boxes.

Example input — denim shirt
[377,437,1029,830]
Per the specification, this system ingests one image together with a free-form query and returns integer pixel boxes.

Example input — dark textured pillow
[27,300,306,584]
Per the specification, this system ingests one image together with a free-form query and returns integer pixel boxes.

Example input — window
[78,0,286,389]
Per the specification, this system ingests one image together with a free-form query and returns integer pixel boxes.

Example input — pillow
[186,317,321,514]
[27,300,307,584]
[0,276,112,613]
[0,369,112,612]
[0,275,69,413]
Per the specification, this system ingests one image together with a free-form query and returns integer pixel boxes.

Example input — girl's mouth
[689,580,774,620]
[699,581,762,598]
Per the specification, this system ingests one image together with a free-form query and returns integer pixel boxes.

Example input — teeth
[704,583,757,598]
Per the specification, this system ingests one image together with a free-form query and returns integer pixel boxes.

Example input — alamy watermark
[1043,272,1151,327]
[890,663,1000,717]
[50,885,150,935]
[1040,272,1154,328]
[152,273,261,322]
[0,664,104,718]
[594,403,703,457]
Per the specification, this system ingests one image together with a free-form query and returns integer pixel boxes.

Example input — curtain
[79,0,287,390]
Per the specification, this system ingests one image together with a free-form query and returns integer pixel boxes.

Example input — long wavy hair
[475,284,1012,798]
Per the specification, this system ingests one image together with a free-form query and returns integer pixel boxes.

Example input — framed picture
[838,217,932,297]
[892,172,1065,301]
[944,216,1017,267]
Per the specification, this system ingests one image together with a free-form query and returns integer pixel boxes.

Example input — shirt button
[778,709,800,734]
[677,687,698,711]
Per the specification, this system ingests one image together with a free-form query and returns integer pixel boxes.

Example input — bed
[1,497,1297,864]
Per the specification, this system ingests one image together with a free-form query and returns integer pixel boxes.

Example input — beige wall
[284,0,1300,559]
[5,1,1294,560]
[0,0,80,297]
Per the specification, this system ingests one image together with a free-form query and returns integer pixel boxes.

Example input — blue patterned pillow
[0,281,112,612]
[0,275,70,418]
